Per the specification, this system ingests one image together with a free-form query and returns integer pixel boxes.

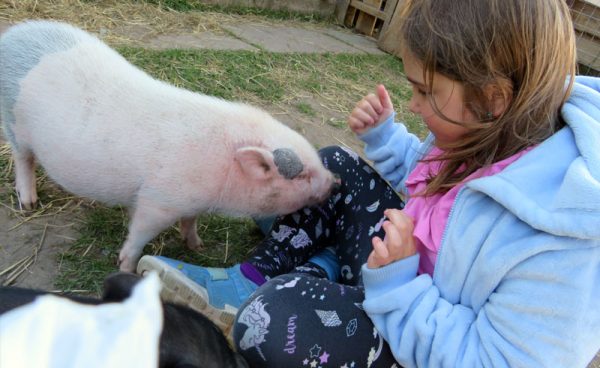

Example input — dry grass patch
[0,0,328,45]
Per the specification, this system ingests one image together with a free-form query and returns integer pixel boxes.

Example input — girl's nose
[408,96,419,114]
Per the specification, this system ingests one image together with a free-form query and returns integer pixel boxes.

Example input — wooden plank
[335,0,351,25]
[576,33,600,71]
[353,0,383,37]
[344,6,358,27]
[379,0,399,38]
[356,11,377,36]
[377,0,406,56]
[582,0,600,7]
[571,0,600,38]
[350,0,387,19]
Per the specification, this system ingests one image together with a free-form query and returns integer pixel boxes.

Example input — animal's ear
[234,147,275,181]
[102,272,142,302]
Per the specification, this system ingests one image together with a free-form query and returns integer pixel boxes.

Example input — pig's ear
[234,147,276,181]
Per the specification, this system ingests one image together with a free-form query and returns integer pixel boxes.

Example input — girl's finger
[364,93,383,114]
[357,98,380,120]
[371,236,390,259]
[384,209,413,232]
[350,109,375,126]
[368,237,389,268]
[347,116,368,131]
[377,84,394,110]
[382,221,402,252]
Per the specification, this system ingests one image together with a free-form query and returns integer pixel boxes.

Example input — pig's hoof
[117,257,137,273]
[21,202,37,211]
[185,238,204,251]
[16,194,38,211]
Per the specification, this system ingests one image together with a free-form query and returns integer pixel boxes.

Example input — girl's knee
[318,145,366,176]
[318,145,342,160]
[232,275,304,366]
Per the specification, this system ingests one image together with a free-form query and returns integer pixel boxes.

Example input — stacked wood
[338,0,399,38]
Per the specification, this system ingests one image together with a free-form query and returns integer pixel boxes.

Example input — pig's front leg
[179,216,203,250]
[118,199,180,272]
[12,148,38,210]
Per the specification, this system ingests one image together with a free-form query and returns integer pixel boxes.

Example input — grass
[55,206,263,292]
[0,1,426,295]
[139,0,333,23]
[296,102,317,117]
[119,47,424,133]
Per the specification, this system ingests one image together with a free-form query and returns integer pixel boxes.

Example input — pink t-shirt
[403,147,533,276]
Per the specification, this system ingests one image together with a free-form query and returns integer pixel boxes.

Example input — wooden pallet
[375,0,404,56]
[571,0,600,73]
[338,0,399,38]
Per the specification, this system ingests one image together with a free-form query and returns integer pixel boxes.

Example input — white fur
[0,21,335,271]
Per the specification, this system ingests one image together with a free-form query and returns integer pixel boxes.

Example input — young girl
[138,0,600,366]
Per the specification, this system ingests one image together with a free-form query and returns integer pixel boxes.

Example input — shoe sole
[137,256,237,342]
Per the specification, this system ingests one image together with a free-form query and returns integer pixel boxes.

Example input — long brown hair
[398,0,577,195]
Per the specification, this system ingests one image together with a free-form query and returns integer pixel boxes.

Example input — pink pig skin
[0,21,337,272]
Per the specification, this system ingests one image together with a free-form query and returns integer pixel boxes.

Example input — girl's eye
[411,84,428,96]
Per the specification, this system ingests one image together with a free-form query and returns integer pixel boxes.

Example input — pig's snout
[273,148,303,180]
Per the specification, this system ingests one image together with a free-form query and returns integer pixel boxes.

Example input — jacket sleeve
[361,240,600,368]
[358,113,429,195]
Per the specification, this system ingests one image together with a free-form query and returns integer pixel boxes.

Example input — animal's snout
[273,148,303,180]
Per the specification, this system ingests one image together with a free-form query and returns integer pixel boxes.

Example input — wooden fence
[337,0,600,75]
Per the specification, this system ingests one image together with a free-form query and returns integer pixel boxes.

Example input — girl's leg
[234,274,399,368]
[249,146,404,286]
[137,146,403,339]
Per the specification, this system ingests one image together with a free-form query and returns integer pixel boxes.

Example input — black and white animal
[0,273,249,368]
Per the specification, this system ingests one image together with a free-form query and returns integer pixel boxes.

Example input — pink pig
[0,21,338,272]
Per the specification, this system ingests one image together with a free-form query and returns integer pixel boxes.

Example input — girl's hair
[398,0,577,195]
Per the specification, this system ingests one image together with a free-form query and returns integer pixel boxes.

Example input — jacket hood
[467,76,600,239]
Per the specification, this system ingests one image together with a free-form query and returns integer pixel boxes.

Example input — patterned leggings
[232,146,403,368]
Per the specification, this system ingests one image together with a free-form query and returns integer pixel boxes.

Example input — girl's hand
[348,84,395,135]
[367,209,417,269]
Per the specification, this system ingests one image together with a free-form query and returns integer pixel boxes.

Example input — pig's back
[0,21,166,205]
[0,21,94,145]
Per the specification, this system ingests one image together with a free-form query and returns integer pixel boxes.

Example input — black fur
[0,273,248,368]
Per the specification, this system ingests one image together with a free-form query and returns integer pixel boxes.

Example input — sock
[240,262,267,286]
[306,247,340,282]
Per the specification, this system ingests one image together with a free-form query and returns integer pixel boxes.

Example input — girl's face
[401,50,476,146]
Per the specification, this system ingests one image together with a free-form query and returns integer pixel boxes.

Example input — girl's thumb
[377,84,393,109]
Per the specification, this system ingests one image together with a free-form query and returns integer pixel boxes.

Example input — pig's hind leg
[179,216,204,251]
[118,199,181,272]
[12,148,38,210]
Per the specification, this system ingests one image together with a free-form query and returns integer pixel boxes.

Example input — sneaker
[137,255,258,339]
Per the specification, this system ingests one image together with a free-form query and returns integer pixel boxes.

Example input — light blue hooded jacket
[358,76,600,368]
